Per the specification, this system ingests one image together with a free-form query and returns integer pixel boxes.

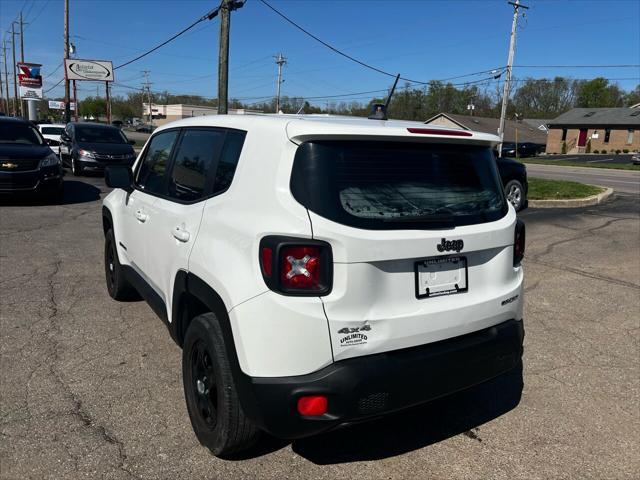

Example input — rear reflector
[514,219,525,266]
[260,247,273,277]
[407,128,473,137]
[297,395,328,416]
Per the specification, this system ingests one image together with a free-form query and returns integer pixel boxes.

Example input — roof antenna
[368,73,400,120]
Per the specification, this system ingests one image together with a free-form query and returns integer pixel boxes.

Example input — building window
[604,129,611,143]
[561,128,567,141]
[628,129,634,145]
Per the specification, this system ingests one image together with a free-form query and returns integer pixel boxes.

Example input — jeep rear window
[290,141,507,230]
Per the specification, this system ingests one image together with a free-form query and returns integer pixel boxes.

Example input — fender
[171,271,265,429]
[102,206,113,236]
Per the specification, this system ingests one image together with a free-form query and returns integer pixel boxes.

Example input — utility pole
[19,12,25,62]
[497,0,528,157]
[1,42,10,115]
[274,53,286,113]
[64,0,71,123]
[217,0,244,115]
[10,23,20,116]
[142,70,152,125]
[0,62,4,114]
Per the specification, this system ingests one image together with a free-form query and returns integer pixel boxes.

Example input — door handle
[135,210,148,223]
[172,225,190,243]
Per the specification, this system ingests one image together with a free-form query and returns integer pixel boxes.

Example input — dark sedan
[501,142,545,158]
[496,155,528,212]
[0,117,64,202]
[59,123,136,176]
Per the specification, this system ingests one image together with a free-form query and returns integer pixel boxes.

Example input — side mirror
[61,133,70,142]
[105,165,133,192]
[45,138,53,145]
[128,139,136,145]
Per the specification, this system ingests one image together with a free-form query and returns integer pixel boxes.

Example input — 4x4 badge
[437,238,464,253]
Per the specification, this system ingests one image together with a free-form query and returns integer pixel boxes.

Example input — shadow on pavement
[235,363,523,463]
[0,179,102,207]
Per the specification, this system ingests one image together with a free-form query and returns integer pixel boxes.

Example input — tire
[182,313,260,457]
[505,179,525,212]
[71,156,83,176]
[104,229,138,300]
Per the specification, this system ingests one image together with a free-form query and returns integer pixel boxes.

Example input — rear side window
[290,141,508,230]
[213,130,246,194]
[167,129,226,202]
[136,130,179,195]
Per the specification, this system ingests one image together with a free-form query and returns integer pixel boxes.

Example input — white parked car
[37,123,66,156]
[102,114,525,456]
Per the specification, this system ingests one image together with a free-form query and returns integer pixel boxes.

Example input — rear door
[289,140,522,361]
[140,128,227,322]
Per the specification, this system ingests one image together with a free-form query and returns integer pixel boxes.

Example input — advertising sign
[64,59,114,82]
[48,100,77,111]
[18,62,43,99]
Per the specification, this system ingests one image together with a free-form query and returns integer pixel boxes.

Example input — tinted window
[41,127,65,136]
[136,130,179,195]
[213,130,246,194]
[0,122,44,145]
[167,129,226,202]
[290,141,507,230]
[75,126,127,144]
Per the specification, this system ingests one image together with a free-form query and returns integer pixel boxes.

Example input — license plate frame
[414,256,468,299]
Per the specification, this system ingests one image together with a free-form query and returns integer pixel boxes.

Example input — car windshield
[41,127,65,136]
[75,126,127,144]
[0,123,44,145]
[290,140,507,230]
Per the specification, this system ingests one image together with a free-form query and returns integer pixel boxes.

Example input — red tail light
[297,395,328,416]
[514,219,525,266]
[259,236,333,295]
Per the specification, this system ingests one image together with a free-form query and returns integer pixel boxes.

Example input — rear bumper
[241,318,524,439]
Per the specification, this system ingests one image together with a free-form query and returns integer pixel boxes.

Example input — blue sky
[1,0,639,105]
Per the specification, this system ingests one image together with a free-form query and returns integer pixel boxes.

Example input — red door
[578,129,588,147]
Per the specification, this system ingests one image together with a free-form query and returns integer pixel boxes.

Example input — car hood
[0,144,51,160]
[77,142,134,154]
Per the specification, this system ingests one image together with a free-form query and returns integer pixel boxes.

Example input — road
[533,154,636,165]
[526,163,640,195]
[1,176,639,479]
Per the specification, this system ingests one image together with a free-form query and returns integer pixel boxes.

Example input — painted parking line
[587,158,614,163]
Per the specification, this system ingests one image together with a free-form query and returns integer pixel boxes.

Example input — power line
[514,64,640,68]
[44,77,64,94]
[113,5,222,70]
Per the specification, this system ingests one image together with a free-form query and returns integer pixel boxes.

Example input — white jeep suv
[102,114,525,457]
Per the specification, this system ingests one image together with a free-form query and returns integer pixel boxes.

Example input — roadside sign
[64,59,114,82]
[18,62,43,99]
[48,100,76,111]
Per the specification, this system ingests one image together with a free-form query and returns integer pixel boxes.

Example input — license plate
[415,256,468,299]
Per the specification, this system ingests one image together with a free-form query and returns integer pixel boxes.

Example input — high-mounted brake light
[259,236,333,296]
[407,128,473,137]
[514,219,525,266]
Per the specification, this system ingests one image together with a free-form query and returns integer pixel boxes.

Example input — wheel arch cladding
[102,206,113,237]
[171,271,263,427]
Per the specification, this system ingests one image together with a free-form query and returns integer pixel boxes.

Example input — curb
[528,187,613,208]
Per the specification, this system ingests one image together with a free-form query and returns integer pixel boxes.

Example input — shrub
[623,149,629,153]
[593,149,599,154]
[615,149,622,154]
[561,141,567,154]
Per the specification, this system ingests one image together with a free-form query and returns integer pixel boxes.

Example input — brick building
[546,107,640,154]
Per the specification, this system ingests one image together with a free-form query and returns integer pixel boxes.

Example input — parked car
[0,116,63,202]
[38,123,66,156]
[102,116,525,456]
[111,120,124,129]
[135,124,156,133]
[59,122,137,176]
[500,142,544,158]
[496,156,528,212]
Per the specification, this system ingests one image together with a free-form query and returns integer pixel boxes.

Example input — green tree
[624,85,640,106]
[576,78,624,108]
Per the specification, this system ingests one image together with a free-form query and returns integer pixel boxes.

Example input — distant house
[142,103,262,127]
[424,113,548,144]
[546,107,640,154]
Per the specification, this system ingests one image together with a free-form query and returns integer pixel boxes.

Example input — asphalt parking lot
[534,153,636,165]
[1,176,639,479]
